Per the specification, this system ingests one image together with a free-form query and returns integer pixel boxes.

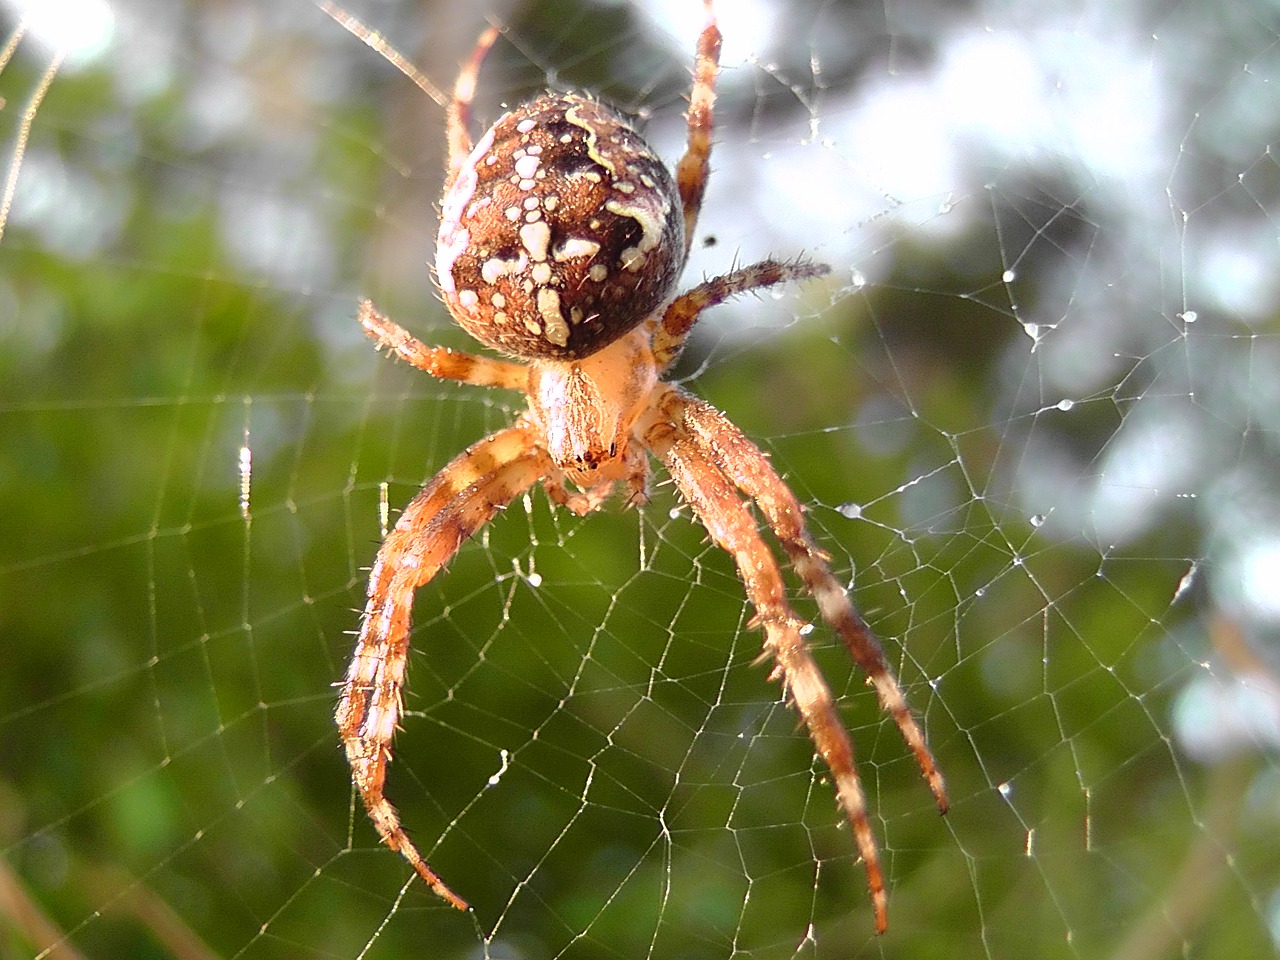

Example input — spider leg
[675,0,720,256]
[638,393,890,934]
[652,258,831,372]
[622,442,651,506]
[337,423,550,910]
[359,299,527,390]
[665,389,948,814]
[446,22,501,185]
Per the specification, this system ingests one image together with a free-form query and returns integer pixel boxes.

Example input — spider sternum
[526,326,658,488]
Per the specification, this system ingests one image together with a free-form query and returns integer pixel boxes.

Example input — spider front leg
[638,395,892,933]
[652,259,831,371]
[337,423,550,910]
[358,299,527,391]
[675,0,721,255]
[445,22,500,182]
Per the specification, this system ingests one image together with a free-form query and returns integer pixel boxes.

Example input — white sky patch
[853,78,959,204]
[938,28,1055,156]
[812,20,1167,219]
[643,0,780,68]
[1089,402,1206,543]
[937,23,1164,179]
[1044,31,1163,181]
[1196,222,1280,322]
[638,2,1175,286]
[1227,538,1280,624]
[3,0,115,67]
[1173,670,1280,761]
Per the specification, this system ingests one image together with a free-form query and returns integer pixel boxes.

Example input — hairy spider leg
[652,258,832,371]
[336,424,550,910]
[639,396,889,933]
[445,22,501,185]
[672,392,949,812]
[675,0,721,256]
[359,299,527,391]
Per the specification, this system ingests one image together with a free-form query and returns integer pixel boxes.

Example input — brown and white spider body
[327,0,947,934]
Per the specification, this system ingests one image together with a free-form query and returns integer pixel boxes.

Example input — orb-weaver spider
[324,0,948,933]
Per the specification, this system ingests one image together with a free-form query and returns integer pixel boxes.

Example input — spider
[326,0,947,934]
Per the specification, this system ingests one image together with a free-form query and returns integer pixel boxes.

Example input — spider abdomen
[436,93,685,360]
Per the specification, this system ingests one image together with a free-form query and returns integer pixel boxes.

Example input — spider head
[528,327,657,488]
[436,93,685,361]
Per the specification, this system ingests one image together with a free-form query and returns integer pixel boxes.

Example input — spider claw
[418,867,470,912]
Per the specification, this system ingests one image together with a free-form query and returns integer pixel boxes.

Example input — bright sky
[4,0,115,66]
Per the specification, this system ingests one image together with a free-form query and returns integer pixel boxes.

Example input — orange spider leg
[671,391,948,813]
[675,0,721,256]
[445,22,501,185]
[620,442,651,506]
[359,299,527,391]
[639,392,889,934]
[336,424,550,910]
[652,258,831,371]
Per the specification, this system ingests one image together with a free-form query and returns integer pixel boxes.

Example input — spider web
[2,0,1278,957]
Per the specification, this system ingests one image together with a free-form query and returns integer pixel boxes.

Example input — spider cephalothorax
[328,0,947,934]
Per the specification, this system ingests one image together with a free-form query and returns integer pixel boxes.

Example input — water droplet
[1056,398,1074,411]
[487,748,510,787]
[1002,269,1016,283]
[838,502,863,519]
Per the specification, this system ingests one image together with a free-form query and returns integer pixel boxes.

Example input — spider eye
[436,93,685,361]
